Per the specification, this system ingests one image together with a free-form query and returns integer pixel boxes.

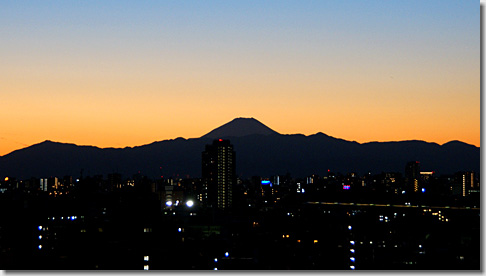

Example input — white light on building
[38,226,42,230]
[144,265,149,270]
[186,200,194,207]
[225,252,229,257]
[144,256,149,261]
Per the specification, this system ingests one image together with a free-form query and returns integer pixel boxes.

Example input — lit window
[38,226,42,230]
[314,240,318,244]
[350,266,355,270]
[38,245,42,249]
[350,241,355,245]
[214,258,218,262]
[38,235,42,240]
[225,252,229,257]
[350,257,355,262]
[350,249,355,253]
[348,225,352,230]
[144,256,149,261]
[144,265,149,270]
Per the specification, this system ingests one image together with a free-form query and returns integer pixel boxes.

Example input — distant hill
[0,118,480,179]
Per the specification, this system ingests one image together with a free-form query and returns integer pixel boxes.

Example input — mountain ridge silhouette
[0,118,479,179]
[201,117,279,138]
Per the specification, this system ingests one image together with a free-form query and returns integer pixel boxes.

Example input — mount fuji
[0,118,479,179]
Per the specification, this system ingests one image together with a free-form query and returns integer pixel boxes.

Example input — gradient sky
[0,0,479,156]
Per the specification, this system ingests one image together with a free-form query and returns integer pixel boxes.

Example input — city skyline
[0,1,479,156]
[0,136,480,270]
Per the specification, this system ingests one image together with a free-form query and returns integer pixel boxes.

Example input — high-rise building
[40,178,48,192]
[453,171,477,197]
[202,139,235,210]
[405,161,420,192]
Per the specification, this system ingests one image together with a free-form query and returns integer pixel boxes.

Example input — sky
[0,0,479,156]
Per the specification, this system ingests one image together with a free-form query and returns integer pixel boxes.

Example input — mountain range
[0,118,480,179]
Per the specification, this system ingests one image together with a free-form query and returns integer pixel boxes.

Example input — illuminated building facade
[202,139,235,210]
[405,161,420,192]
[454,171,477,197]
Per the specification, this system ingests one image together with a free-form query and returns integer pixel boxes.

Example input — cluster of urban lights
[165,200,194,208]
[349,226,355,270]
[144,256,149,270]
[213,251,229,270]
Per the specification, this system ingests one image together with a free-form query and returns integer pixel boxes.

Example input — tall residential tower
[202,139,236,210]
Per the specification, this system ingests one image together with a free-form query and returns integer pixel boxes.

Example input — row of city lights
[349,226,355,270]
[47,216,78,221]
[141,251,236,270]
[38,226,44,250]
[166,200,194,208]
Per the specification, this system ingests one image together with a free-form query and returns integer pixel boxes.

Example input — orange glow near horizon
[0,1,479,156]
[0,59,480,155]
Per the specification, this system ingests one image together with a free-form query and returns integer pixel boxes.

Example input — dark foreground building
[202,139,236,210]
